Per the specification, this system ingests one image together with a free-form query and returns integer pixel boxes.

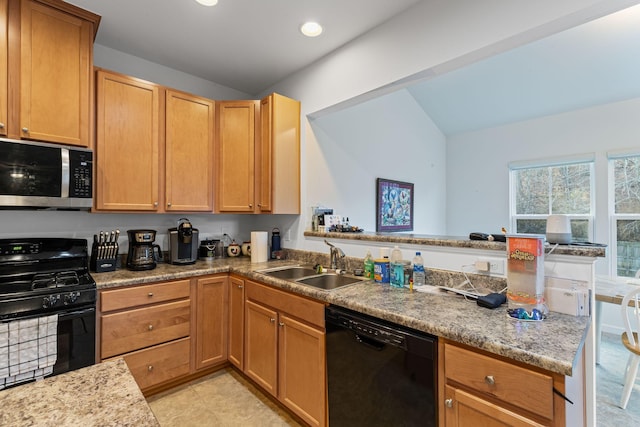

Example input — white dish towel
[0,314,58,389]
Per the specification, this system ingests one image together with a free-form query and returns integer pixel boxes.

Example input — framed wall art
[376,178,414,232]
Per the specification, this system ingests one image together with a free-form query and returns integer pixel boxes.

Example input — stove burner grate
[30,271,80,290]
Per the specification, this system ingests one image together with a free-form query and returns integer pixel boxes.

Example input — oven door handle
[1,307,96,323]
[58,307,96,320]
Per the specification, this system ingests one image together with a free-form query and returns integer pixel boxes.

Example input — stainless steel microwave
[0,138,92,209]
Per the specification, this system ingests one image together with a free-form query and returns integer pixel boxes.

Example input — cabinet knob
[279,322,284,327]
[238,285,244,289]
[167,202,172,207]
[249,204,253,208]
[445,398,453,408]
[270,318,275,323]
[484,375,495,386]
[153,201,158,207]
[21,127,28,133]
[148,365,154,372]
[148,324,154,331]
[0,123,5,129]
[148,292,154,297]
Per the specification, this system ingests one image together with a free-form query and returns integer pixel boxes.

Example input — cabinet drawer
[245,280,325,328]
[101,299,191,359]
[123,337,191,390]
[445,343,554,420]
[100,279,191,312]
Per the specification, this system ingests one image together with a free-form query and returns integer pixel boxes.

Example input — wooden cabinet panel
[123,337,191,391]
[259,93,300,214]
[101,299,190,359]
[445,343,553,420]
[19,0,92,146]
[0,0,6,136]
[100,279,190,312]
[96,69,160,211]
[165,90,214,211]
[215,100,257,212]
[444,385,543,427]
[195,275,227,370]
[245,280,324,328]
[244,299,278,396]
[279,313,326,427]
[228,276,245,370]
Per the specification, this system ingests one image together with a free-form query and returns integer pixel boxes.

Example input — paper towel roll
[251,231,268,263]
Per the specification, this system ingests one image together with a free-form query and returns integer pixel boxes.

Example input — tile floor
[596,332,640,426]
[147,367,301,426]
[148,333,639,426]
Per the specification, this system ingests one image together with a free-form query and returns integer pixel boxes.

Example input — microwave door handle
[60,148,69,198]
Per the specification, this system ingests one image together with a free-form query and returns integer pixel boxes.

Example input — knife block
[90,241,118,273]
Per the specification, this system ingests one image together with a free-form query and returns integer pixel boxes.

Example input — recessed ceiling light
[300,21,323,37]
[195,0,218,6]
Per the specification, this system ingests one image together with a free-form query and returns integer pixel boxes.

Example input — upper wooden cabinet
[95,69,160,211]
[5,0,99,147]
[0,0,7,136]
[215,100,258,213]
[165,90,215,212]
[259,93,300,214]
[216,94,300,214]
[95,70,215,212]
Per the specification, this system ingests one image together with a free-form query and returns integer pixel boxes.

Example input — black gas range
[0,238,97,386]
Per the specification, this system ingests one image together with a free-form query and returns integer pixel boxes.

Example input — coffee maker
[126,229,162,271]
[169,218,199,265]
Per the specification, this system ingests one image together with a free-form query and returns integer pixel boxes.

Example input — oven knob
[63,292,79,305]
[43,295,60,308]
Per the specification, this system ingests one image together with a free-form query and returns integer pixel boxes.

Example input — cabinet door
[0,0,6,136]
[20,0,92,146]
[278,313,326,427]
[96,70,160,211]
[165,90,214,212]
[244,299,278,397]
[195,275,228,370]
[228,276,245,370]
[259,93,300,214]
[444,385,544,427]
[215,100,257,212]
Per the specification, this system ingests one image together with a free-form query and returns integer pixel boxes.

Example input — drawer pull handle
[445,398,453,408]
[148,365,153,372]
[148,324,154,331]
[148,292,154,297]
[485,375,495,385]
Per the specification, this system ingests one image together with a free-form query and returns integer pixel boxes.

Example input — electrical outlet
[476,259,505,275]
[285,229,291,241]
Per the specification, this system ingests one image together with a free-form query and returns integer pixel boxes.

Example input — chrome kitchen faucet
[325,240,345,270]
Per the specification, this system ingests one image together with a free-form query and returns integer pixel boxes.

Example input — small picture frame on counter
[376,178,414,232]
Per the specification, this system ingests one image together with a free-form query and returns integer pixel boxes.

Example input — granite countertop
[0,358,159,427]
[303,230,607,258]
[94,257,590,377]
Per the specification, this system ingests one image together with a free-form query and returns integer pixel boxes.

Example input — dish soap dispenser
[364,250,374,279]
[390,246,404,288]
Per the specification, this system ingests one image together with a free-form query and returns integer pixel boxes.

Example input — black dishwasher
[326,305,437,426]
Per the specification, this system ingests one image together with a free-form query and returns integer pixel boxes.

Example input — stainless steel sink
[257,265,367,290]
[259,266,319,280]
[296,274,362,290]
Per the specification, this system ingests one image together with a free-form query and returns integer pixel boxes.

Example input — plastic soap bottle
[390,246,404,288]
[412,251,425,287]
[364,251,374,279]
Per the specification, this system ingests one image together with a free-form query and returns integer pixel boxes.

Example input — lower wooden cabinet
[123,338,191,391]
[194,275,228,370]
[244,280,326,427]
[441,340,567,427]
[228,275,245,370]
